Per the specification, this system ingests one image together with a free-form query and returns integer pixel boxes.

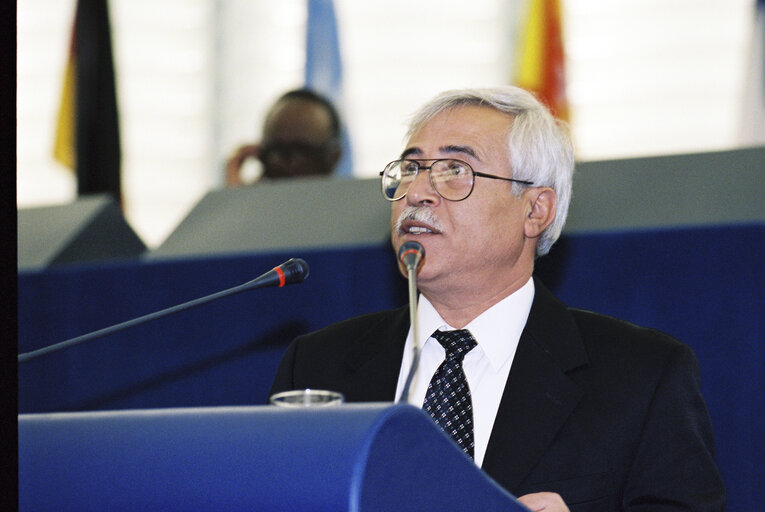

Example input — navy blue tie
[422,329,478,458]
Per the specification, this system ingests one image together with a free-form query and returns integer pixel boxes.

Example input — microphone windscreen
[280,258,310,284]
[398,241,425,271]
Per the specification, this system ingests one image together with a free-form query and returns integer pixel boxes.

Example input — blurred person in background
[225,88,342,185]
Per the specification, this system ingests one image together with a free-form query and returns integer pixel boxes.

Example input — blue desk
[19,404,528,511]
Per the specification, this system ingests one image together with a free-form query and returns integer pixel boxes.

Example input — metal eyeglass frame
[379,158,534,202]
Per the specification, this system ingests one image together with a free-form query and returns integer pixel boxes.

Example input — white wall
[17,0,758,247]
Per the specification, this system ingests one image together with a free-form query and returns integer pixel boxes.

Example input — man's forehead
[402,106,512,162]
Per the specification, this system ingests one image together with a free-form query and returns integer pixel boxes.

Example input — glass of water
[269,389,344,407]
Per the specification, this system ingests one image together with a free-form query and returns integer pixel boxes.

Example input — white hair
[406,86,575,257]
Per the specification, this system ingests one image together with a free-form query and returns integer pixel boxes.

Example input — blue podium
[19,403,528,511]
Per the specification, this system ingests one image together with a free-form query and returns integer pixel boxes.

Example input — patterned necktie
[422,329,478,458]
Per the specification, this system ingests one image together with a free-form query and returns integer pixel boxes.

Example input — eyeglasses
[379,159,534,202]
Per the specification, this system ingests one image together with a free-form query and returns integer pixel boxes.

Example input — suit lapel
[481,280,588,492]
[341,306,410,402]
[332,283,588,490]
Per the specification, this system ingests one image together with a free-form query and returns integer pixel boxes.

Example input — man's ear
[524,187,557,239]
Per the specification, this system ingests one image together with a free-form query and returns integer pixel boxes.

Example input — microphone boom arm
[17,258,309,363]
[396,242,425,403]
[398,264,422,403]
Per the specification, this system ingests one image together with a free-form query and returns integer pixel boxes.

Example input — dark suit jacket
[270,279,725,511]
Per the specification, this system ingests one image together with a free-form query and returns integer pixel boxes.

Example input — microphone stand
[397,242,425,403]
[398,265,421,403]
[17,258,309,363]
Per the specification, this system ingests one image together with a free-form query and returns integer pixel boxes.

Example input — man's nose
[405,170,441,206]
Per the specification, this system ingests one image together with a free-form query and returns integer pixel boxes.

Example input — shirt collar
[416,277,535,371]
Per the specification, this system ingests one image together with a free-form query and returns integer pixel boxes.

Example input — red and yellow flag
[514,0,569,121]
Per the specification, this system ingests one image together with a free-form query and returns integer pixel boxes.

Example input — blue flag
[740,0,765,144]
[305,0,353,177]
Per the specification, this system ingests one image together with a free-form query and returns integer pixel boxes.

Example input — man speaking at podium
[270,86,725,511]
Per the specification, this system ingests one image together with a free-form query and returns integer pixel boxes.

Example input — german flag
[514,0,569,121]
[53,0,122,205]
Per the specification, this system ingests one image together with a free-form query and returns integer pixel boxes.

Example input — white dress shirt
[394,277,535,467]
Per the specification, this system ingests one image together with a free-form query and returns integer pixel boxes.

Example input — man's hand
[517,492,569,512]
[225,144,260,186]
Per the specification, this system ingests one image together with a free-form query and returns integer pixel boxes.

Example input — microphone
[398,241,425,273]
[396,241,425,403]
[17,258,310,363]
[250,257,310,288]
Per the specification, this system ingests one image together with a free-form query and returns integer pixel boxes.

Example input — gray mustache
[395,206,444,234]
